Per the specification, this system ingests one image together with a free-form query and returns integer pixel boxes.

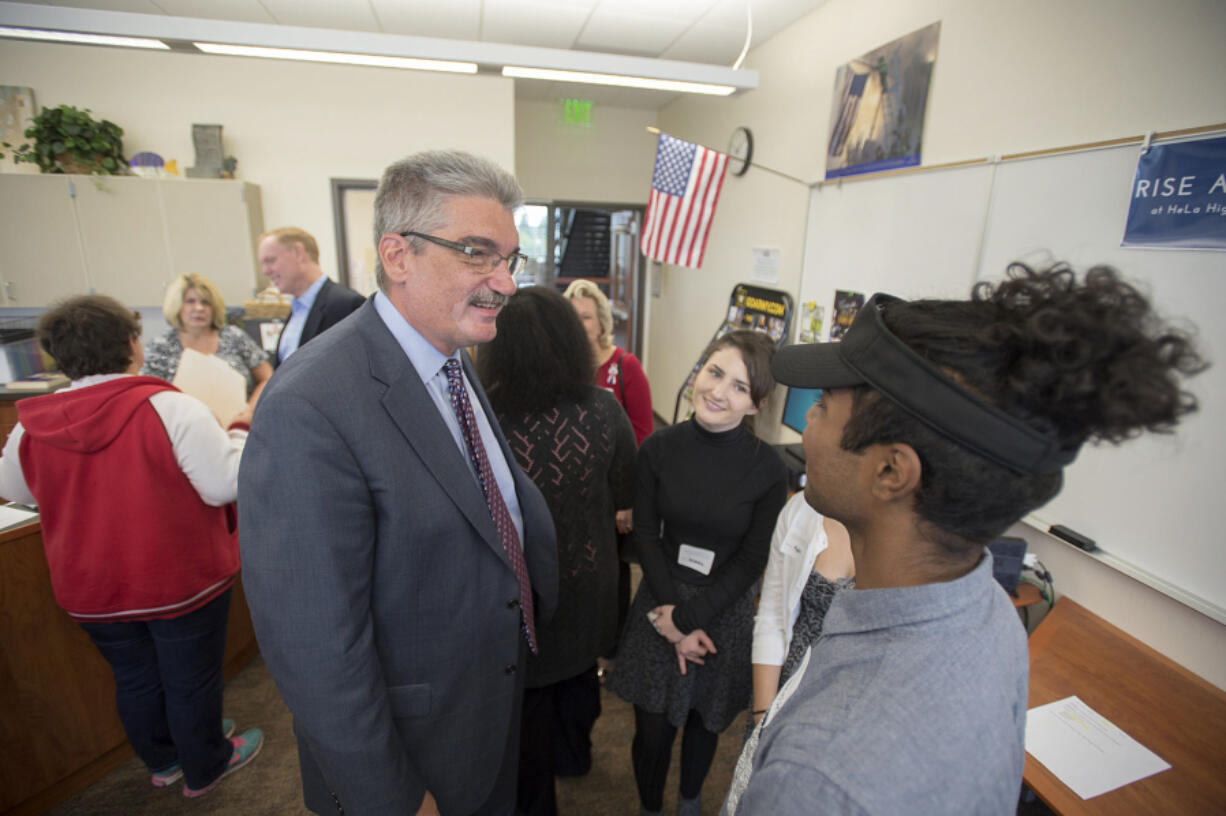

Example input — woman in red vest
[0,295,262,798]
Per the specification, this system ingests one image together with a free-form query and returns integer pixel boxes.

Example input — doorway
[514,203,646,357]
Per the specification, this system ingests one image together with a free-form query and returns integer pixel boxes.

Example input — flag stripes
[641,134,729,269]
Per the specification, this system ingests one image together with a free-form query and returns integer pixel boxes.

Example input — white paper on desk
[0,503,38,531]
[172,348,245,425]
[1025,695,1170,799]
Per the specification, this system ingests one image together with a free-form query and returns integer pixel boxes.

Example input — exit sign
[563,98,593,126]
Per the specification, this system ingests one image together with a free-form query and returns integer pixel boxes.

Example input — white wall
[515,99,657,204]
[653,0,1226,687]
[0,39,515,292]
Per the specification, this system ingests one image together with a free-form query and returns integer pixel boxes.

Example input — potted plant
[1,104,127,175]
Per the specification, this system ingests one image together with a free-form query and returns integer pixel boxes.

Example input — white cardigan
[751,491,829,666]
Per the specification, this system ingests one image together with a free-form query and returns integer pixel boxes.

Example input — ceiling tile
[483,1,592,49]
[370,0,480,39]
[575,11,691,57]
[750,0,828,44]
[153,0,276,24]
[260,0,380,31]
[588,0,716,17]
[659,21,744,65]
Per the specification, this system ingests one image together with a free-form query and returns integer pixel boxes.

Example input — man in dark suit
[256,227,365,366]
[239,151,557,816]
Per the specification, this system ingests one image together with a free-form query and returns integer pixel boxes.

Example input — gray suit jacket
[239,299,558,815]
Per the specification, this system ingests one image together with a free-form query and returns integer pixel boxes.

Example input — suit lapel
[355,305,508,566]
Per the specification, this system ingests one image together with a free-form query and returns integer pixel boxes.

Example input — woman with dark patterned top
[608,330,787,816]
[477,286,636,816]
[563,279,655,679]
[142,274,271,408]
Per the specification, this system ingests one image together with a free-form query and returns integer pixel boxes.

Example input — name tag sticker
[677,543,716,575]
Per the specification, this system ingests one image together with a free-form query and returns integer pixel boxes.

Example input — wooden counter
[0,520,259,816]
[1024,598,1226,813]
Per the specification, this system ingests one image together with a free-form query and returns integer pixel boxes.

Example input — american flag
[829,71,867,158]
[641,134,728,269]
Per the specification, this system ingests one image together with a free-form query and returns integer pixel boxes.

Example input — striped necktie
[443,358,537,653]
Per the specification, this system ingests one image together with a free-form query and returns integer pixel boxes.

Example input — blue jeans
[80,588,233,789]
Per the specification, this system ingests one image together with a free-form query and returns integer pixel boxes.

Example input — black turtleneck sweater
[633,418,787,634]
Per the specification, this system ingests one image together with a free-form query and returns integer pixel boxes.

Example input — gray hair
[373,150,523,290]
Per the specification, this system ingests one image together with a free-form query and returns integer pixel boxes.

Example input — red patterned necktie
[443,358,537,653]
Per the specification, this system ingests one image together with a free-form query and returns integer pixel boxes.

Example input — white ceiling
[14,0,828,107]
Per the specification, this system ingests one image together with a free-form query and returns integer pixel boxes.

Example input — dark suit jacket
[274,277,366,367]
[239,300,558,815]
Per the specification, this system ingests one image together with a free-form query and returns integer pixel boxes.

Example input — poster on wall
[1122,134,1226,251]
[830,290,865,341]
[824,22,941,180]
[797,300,826,343]
[0,86,39,175]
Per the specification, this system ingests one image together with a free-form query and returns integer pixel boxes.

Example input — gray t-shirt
[725,551,1027,816]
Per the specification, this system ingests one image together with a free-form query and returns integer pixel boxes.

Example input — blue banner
[1122,135,1226,250]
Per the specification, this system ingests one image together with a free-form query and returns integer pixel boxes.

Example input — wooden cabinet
[0,175,264,308]
[0,175,91,306]
[0,519,259,816]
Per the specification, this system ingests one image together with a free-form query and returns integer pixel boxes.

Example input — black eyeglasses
[401,231,529,278]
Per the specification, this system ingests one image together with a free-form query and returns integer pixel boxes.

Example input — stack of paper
[172,348,246,425]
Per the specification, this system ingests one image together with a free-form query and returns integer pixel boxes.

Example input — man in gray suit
[239,151,558,816]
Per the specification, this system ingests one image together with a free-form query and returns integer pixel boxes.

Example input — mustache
[468,291,509,310]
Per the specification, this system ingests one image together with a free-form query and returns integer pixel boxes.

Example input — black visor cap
[771,294,1077,475]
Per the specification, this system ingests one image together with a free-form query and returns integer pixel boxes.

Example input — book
[5,372,69,392]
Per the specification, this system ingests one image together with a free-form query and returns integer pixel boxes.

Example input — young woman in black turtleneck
[609,330,787,816]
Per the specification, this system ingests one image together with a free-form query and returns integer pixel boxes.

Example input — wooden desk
[0,520,259,816]
[1024,598,1226,814]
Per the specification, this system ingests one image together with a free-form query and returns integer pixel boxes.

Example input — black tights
[631,706,720,812]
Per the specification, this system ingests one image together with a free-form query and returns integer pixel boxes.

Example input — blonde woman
[562,279,653,446]
[143,274,271,407]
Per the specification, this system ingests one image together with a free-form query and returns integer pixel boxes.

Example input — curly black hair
[477,286,595,417]
[38,295,141,380]
[840,262,1206,552]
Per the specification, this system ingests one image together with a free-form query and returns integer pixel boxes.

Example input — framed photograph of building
[825,22,941,180]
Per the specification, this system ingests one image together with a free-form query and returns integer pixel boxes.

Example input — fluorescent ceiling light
[193,42,476,74]
[502,66,735,96]
[0,25,168,49]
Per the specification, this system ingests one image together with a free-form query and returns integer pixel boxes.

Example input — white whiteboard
[800,162,993,306]
[798,141,1226,616]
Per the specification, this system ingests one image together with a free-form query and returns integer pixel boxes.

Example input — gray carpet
[48,654,743,815]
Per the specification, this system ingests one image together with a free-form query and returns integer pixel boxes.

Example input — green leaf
[101,157,116,170]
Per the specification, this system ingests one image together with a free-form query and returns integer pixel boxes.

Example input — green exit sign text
[563,98,593,126]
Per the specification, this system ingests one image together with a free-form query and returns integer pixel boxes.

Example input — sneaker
[182,727,263,798]
[150,718,237,787]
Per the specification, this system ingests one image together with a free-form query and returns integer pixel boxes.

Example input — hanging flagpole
[645,126,809,186]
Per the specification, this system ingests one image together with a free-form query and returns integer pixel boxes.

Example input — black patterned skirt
[607,578,755,733]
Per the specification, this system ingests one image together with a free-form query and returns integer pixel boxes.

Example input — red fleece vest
[18,379,238,621]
